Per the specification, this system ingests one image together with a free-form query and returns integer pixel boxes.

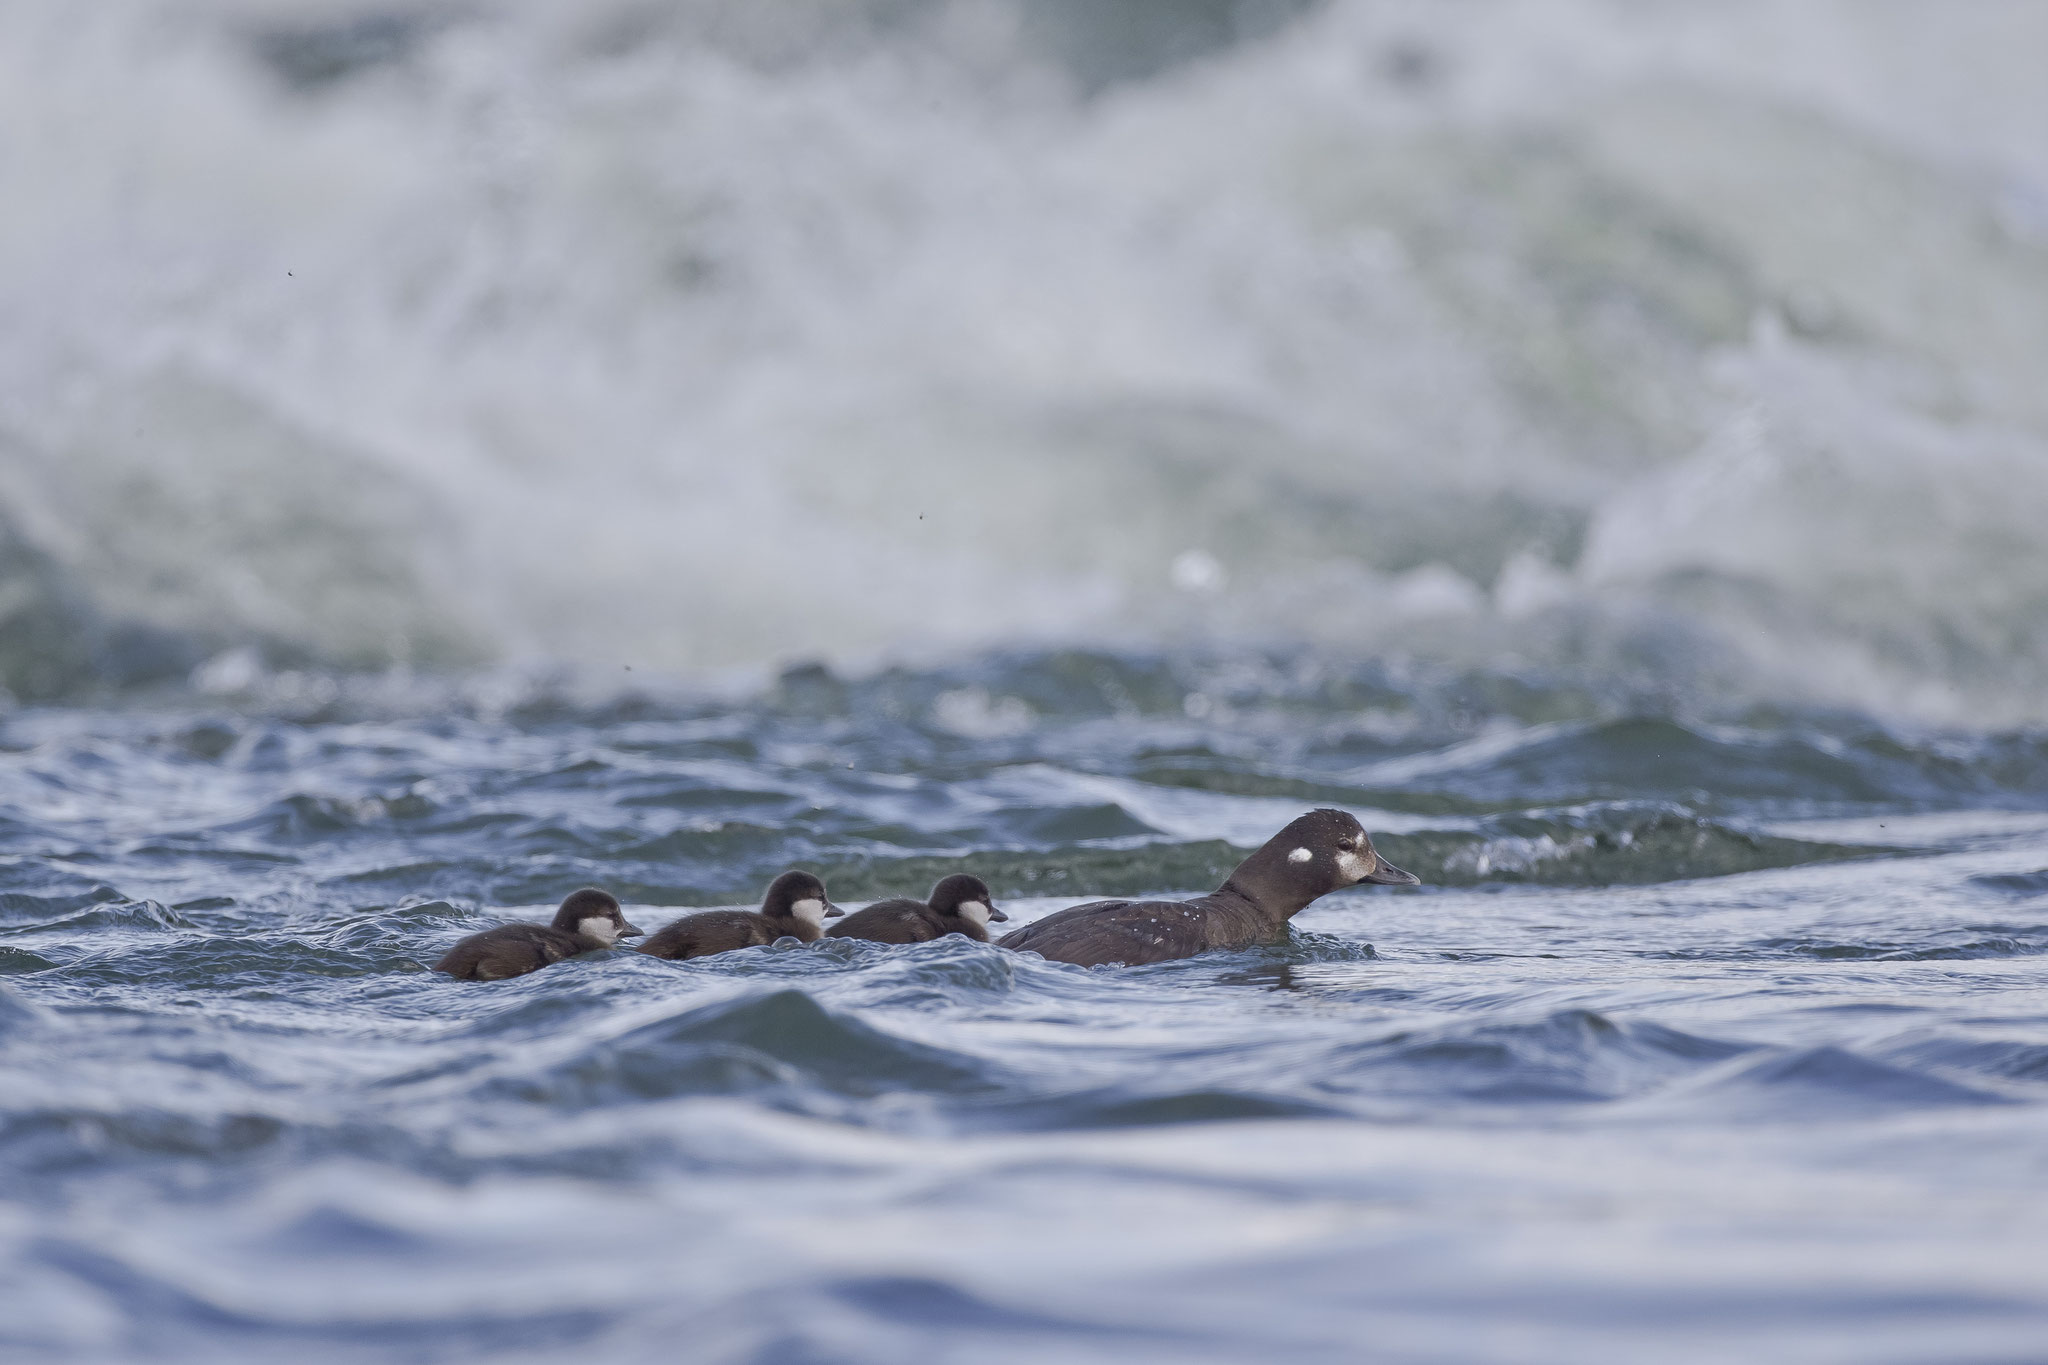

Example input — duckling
[826,873,1006,944]
[638,870,842,960]
[433,888,643,981]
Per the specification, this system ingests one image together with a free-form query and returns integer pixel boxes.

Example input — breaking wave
[0,0,2046,726]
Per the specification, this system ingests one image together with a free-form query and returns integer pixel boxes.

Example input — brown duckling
[433,888,643,981]
[638,870,842,961]
[826,873,1006,945]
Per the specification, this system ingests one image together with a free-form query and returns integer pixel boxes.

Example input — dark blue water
[5,653,2048,1364]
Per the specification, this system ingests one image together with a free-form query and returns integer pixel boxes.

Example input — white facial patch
[1335,849,1373,883]
[578,916,620,945]
[789,897,827,927]
[1288,847,1313,864]
[956,901,991,927]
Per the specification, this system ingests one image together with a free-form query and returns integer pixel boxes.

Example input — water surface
[4,656,2046,1363]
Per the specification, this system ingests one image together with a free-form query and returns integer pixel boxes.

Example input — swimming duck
[432,888,643,980]
[825,873,1007,944]
[996,809,1416,967]
[637,870,842,960]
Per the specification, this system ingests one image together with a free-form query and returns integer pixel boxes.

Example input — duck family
[432,809,1415,980]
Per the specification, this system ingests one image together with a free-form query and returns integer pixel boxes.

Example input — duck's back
[639,910,783,960]
[997,895,1272,967]
[825,899,945,944]
[433,923,581,980]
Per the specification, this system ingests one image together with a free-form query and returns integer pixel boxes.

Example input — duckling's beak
[1361,858,1419,887]
[987,904,1010,922]
[824,901,845,918]
[620,920,646,937]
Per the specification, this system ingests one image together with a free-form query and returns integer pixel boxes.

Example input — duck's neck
[768,914,822,943]
[1216,860,1313,923]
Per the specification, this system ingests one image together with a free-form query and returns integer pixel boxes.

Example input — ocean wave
[474,989,1003,1111]
[1653,1045,2015,1118]
[0,883,132,927]
[822,808,1891,897]
[1,899,193,937]
[1,3,2047,725]
[1657,924,2048,963]
[24,1236,614,1356]
[1323,1008,1750,1107]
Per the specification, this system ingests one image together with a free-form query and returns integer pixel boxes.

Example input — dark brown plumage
[432,887,643,981]
[826,873,1007,945]
[996,809,1417,967]
[638,870,842,961]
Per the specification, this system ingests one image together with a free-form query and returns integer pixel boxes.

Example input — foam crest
[1,1,2045,724]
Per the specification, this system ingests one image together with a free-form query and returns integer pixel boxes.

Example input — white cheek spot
[1335,850,1372,882]
[957,901,991,927]
[578,916,619,945]
[790,898,826,927]
[1288,847,1313,864]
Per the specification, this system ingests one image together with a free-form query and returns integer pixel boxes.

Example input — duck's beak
[987,903,1010,922]
[620,920,646,937]
[1361,858,1420,887]
[824,901,845,918]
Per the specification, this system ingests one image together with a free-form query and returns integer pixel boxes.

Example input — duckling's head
[550,887,644,946]
[929,873,1006,927]
[760,869,843,929]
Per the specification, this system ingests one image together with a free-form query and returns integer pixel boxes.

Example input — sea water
[4,656,2048,1362]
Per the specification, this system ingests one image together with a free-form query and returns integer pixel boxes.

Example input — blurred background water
[3,2,2048,1362]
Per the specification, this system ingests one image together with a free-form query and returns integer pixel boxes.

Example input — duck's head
[928,873,1006,927]
[760,869,843,929]
[551,887,644,946]
[1229,808,1418,918]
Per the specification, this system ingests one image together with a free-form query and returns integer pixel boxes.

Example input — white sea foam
[1,0,2045,723]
